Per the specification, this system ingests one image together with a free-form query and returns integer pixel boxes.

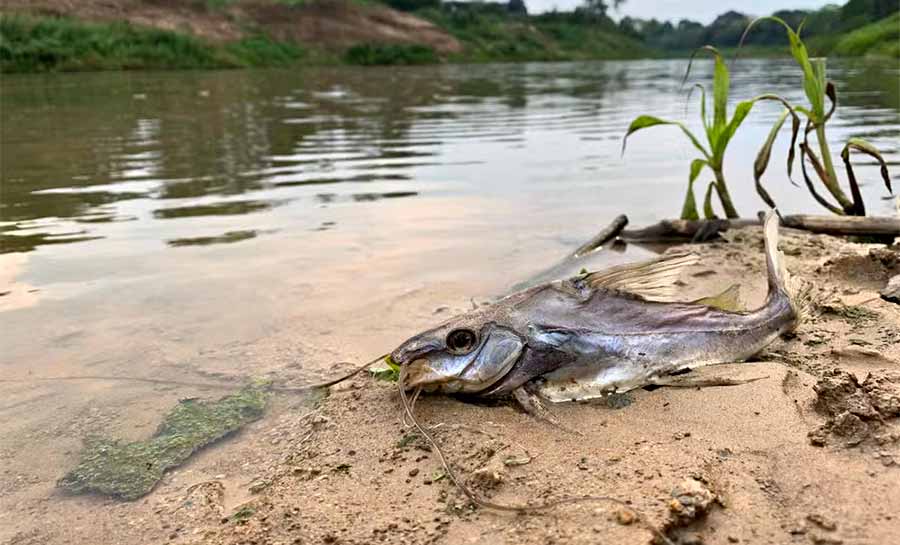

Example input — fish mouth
[400,354,519,395]
[401,358,454,390]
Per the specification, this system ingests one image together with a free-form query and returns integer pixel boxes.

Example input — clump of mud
[655,478,720,544]
[820,245,900,292]
[808,369,900,453]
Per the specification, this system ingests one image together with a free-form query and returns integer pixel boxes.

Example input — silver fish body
[392,211,801,402]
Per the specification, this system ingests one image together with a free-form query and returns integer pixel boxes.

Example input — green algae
[58,384,269,500]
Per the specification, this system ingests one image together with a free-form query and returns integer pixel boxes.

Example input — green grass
[418,9,651,63]
[0,14,306,73]
[344,43,438,65]
[831,12,900,57]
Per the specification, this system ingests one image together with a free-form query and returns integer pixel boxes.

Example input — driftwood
[514,213,898,293]
[571,214,628,257]
[621,218,755,242]
[779,215,900,237]
[882,275,900,304]
[618,215,900,242]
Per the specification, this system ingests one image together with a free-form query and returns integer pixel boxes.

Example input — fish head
[391,317,524,394]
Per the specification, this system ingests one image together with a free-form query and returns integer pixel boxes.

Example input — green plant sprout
[743,17,893,216]
[623,46,797,220]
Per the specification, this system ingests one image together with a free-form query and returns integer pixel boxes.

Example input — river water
[0,58,897,538]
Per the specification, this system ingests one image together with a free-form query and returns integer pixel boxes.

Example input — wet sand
[2,226,899,545]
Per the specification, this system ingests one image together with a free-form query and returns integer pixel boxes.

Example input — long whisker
[0,354,389,394]
[410,386,423,410]
[396,367,674,545]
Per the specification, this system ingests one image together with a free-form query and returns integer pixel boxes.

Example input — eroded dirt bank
[1,0,462,53]
[4,227,900,545]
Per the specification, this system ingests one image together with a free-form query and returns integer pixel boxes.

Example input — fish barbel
[391,211,806,402]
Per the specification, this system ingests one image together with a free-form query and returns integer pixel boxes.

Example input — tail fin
[762,209,811,328]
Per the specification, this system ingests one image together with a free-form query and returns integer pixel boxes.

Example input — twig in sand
[397,367,675,545]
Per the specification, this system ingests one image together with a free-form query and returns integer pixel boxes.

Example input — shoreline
[3,226,898,544]
[2,6,896,75]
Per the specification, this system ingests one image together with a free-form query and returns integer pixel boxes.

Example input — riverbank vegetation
[830,12,900,57]
[0,0,897,73]
[621,0,897,57]
[0,15,307,73]
[418,5,651,62]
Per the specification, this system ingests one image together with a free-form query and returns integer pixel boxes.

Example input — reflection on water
[167,229,264,247]
[152,199,289,219]
[2,59,897,258]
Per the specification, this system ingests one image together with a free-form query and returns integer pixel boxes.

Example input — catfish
[391,210,806,406]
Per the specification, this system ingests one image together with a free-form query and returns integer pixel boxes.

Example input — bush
[0,14,303,73]
[343,43,438,65]
[831,12,900,57]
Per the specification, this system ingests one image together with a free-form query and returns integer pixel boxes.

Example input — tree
[381,0,440,12]
[580,0,609,18]
[507,0,528,16]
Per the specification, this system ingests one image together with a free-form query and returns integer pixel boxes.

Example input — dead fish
[391,210,807,404]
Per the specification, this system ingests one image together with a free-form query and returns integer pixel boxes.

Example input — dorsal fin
[583,252,700,302]
[692,284,742,311]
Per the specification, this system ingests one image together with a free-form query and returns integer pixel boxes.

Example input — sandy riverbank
[3,226,899,545]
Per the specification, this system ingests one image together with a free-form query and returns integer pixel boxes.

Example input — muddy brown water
[0,59,898,540]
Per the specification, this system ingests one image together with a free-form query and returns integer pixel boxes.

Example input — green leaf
[738,93,803,183]
[711,49,729,129]
[681,159,708,220]
[712,100,754,161]
[753,109,789,209]
[683,46,727,137]
[690,159,708,183]
[703,182,719,220]
[799,142,844,215]
[622,115,710,160]
[686,83,708,130]
[841,138,893,195]
[680,177,700,221]
[809,58,827,117]
[370,358,400,382]
[794,105,814,118]
[740,16,823,120]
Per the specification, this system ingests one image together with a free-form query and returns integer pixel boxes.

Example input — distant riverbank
[1,1,897,74]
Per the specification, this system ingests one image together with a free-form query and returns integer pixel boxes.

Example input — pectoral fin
[691,284,743,311]
[512,386,582,435]
[583,252,700,302]
[647,374,767,388]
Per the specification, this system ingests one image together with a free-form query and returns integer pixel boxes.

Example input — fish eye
[446,329,478,355]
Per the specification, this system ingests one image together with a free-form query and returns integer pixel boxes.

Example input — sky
[525,0,837,24]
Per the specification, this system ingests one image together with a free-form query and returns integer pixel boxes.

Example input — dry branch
[617,215,900,242]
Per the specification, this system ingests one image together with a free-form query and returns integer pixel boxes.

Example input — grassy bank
[0,13,648,73]
[831,12,900,57]
[420,10,652,62]
[1,7,896,74]
[0,15,309,73]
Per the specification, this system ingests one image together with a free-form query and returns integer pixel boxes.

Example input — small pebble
[615,508,636,525]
